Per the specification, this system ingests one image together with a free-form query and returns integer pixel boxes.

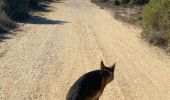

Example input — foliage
[0,0,17,32]
[29,0,41,8]
[142,0,170,47]
[2,0,29,20]
[111,0,149,5]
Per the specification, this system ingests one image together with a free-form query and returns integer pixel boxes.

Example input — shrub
[112,0,149,5]
[130,0,149,5]
[142,0,170,47]
[29,0,41,9]
[2,0,29,20]
[0,0,3,12]
[0,0,17,32]
[0,13,17,29]
[91,0,110,3]
[119,0,130,4]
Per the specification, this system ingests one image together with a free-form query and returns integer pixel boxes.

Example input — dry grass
[113,5,142,26]
[91,0,143,26]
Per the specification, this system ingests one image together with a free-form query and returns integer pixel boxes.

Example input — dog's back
[66,61,116,100]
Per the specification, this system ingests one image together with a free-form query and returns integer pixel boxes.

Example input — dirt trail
[0,0,170,100]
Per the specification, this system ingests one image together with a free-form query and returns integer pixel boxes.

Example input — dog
[66,61,116,100]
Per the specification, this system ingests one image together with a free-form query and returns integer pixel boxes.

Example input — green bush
[112,0,149,5]
[2,0,29,20]
[0,0,17,32]
[91,0,110,3]
[130,0,149,5]
[118,0,130,4]
[142,0,170,47]
[29,0,41,8]
[0,13,17,28]
[0,0,3,12]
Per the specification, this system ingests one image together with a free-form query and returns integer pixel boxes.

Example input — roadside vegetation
[0,0,17,33]
[92,0,170,51]
[142,0,170,49]
[0,0,55,34]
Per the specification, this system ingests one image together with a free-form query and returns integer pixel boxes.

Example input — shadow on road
[0,0,65,42]
[22,16,69,25]
[31,0,63,12]
[0,30,13,42]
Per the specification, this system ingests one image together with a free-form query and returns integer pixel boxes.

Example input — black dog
[66,61,116,100]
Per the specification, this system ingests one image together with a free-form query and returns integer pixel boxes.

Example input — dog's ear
[110,63,116,72]
[101,61,105,70]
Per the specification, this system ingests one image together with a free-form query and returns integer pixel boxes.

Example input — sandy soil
[0,0,170,100]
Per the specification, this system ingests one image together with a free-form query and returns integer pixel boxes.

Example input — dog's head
[100,61,116,84]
